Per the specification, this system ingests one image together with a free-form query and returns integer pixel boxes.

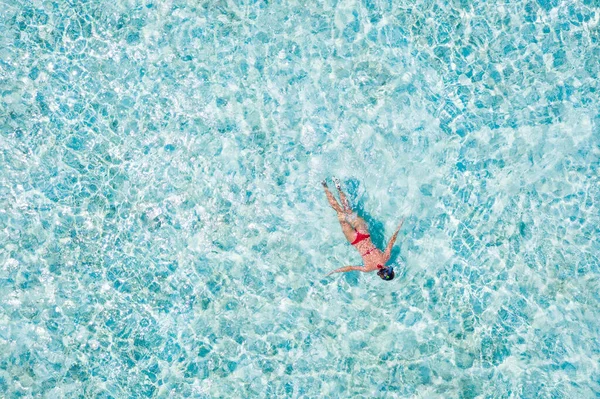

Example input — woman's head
[377,266,395,281]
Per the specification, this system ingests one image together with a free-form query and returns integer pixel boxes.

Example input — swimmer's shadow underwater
[322,177,406,285]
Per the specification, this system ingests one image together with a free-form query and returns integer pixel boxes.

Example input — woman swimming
[322,178,404,281]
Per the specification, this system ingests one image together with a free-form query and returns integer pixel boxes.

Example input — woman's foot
[333,177,342,190]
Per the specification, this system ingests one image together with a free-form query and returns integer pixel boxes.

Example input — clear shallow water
[1,0,599,397]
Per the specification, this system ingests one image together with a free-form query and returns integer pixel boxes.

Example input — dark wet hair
[377,266,395,281]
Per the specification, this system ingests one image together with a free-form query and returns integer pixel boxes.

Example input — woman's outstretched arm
[384,219,404,261]
[326,266,366,276]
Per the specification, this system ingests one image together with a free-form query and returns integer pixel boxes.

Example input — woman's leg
[332,180,369,233]
[338,215,358,242]
[348,214,370,234]
[339,213,371,243]
[333,178,352,213]
[322,181,343,214]
[323,181,358,243]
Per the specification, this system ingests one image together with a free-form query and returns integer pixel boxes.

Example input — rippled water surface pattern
[1,0,600,397]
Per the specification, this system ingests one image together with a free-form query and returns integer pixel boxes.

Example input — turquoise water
[1,0,600,397]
